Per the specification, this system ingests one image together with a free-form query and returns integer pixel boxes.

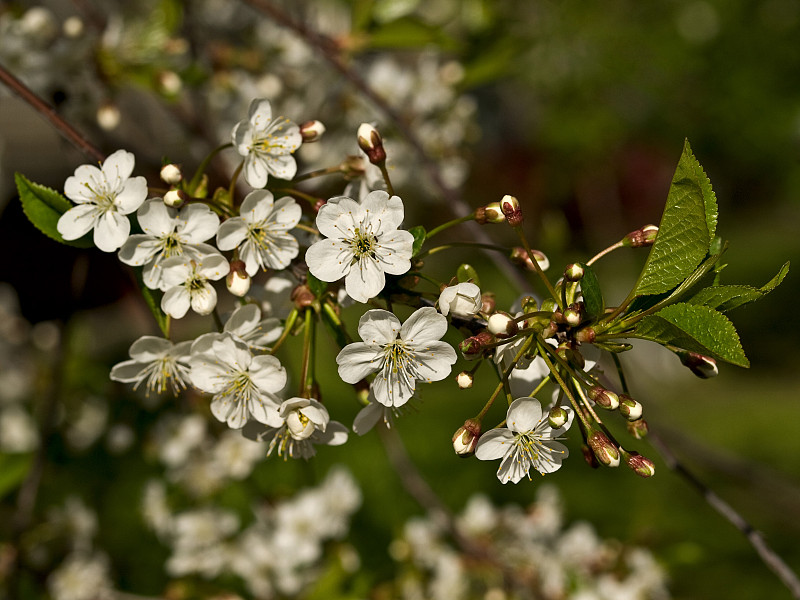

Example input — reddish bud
[357,123,386,164]
[626,418,649,439]
[588,386,619,410]
[500,194,523,227]
[509,247,550,272]
[487,312,518,338]
[565,263,585,282]
[299,120,326,142]
[623,224,659,248]
[226,260,250,297]
[548,406,568,429]
[459,331,495,359]
[291,284,315,309]
[618,394,643,421]
[623,450,656,477]
[452,419,482,456]
[588,430,621,467]
[678,350,719,378]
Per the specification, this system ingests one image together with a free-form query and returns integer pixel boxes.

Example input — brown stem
[649,429,800,599]
[0,62,105,163]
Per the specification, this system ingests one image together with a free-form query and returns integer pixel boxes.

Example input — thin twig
[239,0,531,293]
[0,62,105,163]
[649,430,800,599]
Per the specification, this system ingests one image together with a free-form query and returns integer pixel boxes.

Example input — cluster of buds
[161,163,187,208]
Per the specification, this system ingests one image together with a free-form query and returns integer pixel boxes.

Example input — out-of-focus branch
[0,62,105,163]
[649,430,800,600]
[238,0,532,293]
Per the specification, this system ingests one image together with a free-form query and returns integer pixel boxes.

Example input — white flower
[336,307,457,407]
[475,397,572,484]
[438,282,481,317]
[216,190,301,275]
[57,149,147,252]
[110,336,192,396]
[48,552,114,600]
[223,303,282,351]
[118,199,220,290]
[232,98,302,188]
[305,190,414,303]
[188,334,286,429]
[160,254,229,318]
[243,397,349,459]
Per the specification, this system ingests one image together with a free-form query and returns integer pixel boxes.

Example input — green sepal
[688,261,789,312]
[634,302,749,367]
[409,225,426,257]
[634,141,717,296]
[307,272,328,298]
[578,262,604,318]
[456,263,480,287]
[15,173,93,248]
[132,268,169,337]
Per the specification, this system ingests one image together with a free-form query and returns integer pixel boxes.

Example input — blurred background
[1,0,799,598]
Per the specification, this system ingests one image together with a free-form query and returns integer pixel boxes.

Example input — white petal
[94,210,130,252]
[409,341,457,383]
[357,309,401,345]
[137,199,175,235]
[314,197,361,239]
[128,336,172,361]
[400,307,448,343]
[248,395,283,427]
[375,229,414,275]
[506,398,543,434]
[161,287,191,318]
[305,239,351,282]
[313,421,349,447]
[240,189,274,222]
[345,258,385,303]
[115,177,148,214]
[109,360,145,383]
[352,403,384,435]
[216,217,248,251]
[101,149,135,182]
[224,304,261,337]
[336,342,383,383]
[362,191,405,231]
[475,429,515,460]
[57,204,97,240]
[243,155,269,188]
[250,355,287,393]
[177,204,219,243]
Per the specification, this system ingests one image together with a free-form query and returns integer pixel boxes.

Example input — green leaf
[634,141,715,296]
[0,452,33,498]
[456,263,480,286]
[367,18,460,51]
[688,261,790,312]
[307,271,328,298]
[132,269,169,337]
[578,263,604,318]
[15,173,93,248]
[635,303,749,367]
[409,225,426,257]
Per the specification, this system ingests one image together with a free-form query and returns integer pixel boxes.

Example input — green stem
[299,308,315,397]
[378,162,395,196]
[536,337,591,430]
[270,308,299,355]
[514,225,561,308]
[294,164,343,182]
[586,240,624,266]
[425,214,476,240]
[417,242,509,260]
[188,143,232,195]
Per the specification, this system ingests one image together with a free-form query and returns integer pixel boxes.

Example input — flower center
[349,226,378,263]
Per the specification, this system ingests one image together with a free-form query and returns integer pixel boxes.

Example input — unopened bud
[299,120,326,142]
[456,371,474,389]
[510,247,550,272]
[354,379,370,404]
[480,292,496,314]
[291,284,315,309]
[588,431,621,467]
[521,296,538,314]
[478,201,505,224]
[622,450,656,478]
[164,189,187,208]
[575,327,596,343]
[339,155,366,180]
[357,123,386,164]
[623,224,659,248]
[563,306,582,327]
[452,419,481,456]
[226,260,251,297]
[500,195,523,227]
[565,263,585,282]
[588,386,619,410]
[459,331,495,359]
[678,350,719,378]
[487,312,518,338]
[618,394,643,421]
[160,164,183,185]
[548,406,568,429]
[626,418,649,439]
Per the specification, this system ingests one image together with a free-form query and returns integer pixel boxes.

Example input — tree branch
[0,61,105,163]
